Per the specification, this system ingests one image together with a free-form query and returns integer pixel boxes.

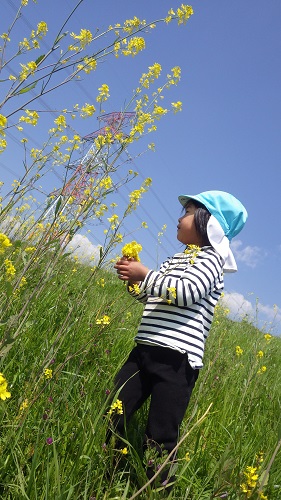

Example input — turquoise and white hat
[178,190,248,272]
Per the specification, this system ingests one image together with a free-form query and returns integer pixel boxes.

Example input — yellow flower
[264,334,272,342]
[0,233,12,253]
[0,114,7,128]
[96,84,110,103]
[0,373,11,400]
[4,259,16,280]
[19,399,29,411]
[70,29,93,49]
[167,287,177,299]
[96,315,110,326]
[44,368,53,379]
[122,241,142,261]
[122,36,145,56]
[236,345,243,357]
[257,366,267,375]
[108,399,123,415]
[171,101,183,113]
[36,22,48,37]
[120,447,128,455]
[257,350,264,358]
[54,115,67,130]
[80,103,96,118]
[129,283,141,294]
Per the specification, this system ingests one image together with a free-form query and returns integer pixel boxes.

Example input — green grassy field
[1,240,281,500]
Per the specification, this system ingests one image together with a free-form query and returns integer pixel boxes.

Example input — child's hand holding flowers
[114,241,149,284]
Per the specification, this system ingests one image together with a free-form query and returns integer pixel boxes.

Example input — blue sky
[1,0,281,334]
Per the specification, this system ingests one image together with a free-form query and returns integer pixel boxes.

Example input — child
[113,190,247,489]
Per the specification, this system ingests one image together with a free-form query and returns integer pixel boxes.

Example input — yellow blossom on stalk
[185,451,191,462]
[19,61,37,81]
[54,115,67,130]
[96,84,110,103]
[36,21,48,37]
[142,221,148,228]
[1,33,11,41]
[153,105,168,118]
[21,0,28,5]
[257,350,264,358]
[120,447,128,455]
[44,368,53,379]
[257,366,267,375]
[123,16,145,34]
[122,241,142,261]
[167,287,177,299]
[19,109,39,126]
[97,278,105,287]
[70,28,93,49]
[0,139,7,152]
[184,244,201,264]
[4,259,16,280]
[122,36,145,56]
[172,101,183,113]
[0,114,7,129]
[80,103,96,118]
[96,315,110,326]
[236,345,243,357]
[176,5,194,25]
[264,333,272,342]
[0,373,11,400]
[108,398,123,416]
[19,399,29,411]
[107,214,119,230]
[129,283,141,294]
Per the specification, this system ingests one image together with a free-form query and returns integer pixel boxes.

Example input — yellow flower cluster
[69,29,93,50]
[19,61,37,81]
[184,244,201,264]
[96,84,110,103]
[44,368,53,379]
[123,16,146,34]
[122,241,142,261]
[257,365,267,375]
[167,287,177,299]
[240,454,267,499]
[0,233,12,254]
[19,109,39,126]
[122,36,145,57]
[77,56,97,74]
[171,101,183,113]
[4,259,16,280]
[80,103,96,118]
[96,315,110,325]
[128,283,141,294]
[165,5,194,25]
[108,399,123,416]
[0,373,11,401]
[236,345,243,357]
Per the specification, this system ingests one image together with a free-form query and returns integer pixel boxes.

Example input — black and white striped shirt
[130,247,224,369]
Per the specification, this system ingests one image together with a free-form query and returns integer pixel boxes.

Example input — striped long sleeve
[130,247,224,369]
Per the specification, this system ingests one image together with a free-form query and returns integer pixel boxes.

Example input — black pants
[112,344,199,474]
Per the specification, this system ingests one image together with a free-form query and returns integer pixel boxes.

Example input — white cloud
[221,292,281,335]
[221,292,254,320]
[64,234,100,265]
[231,240,265,268]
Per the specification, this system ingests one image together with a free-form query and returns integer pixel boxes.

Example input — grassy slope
[1,255,281,499]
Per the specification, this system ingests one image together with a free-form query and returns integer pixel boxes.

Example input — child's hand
[114,258,149,283]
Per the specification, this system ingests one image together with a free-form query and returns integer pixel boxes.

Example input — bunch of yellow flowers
[122,241,142,261]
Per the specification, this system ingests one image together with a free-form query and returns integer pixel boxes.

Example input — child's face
[177,202,202,246]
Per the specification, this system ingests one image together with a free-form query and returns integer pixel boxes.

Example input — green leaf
[17,82,38,94]
[35,54,45,65]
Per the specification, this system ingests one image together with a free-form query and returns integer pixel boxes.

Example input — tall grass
[1,246,281,499]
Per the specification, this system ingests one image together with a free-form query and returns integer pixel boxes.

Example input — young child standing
[113,190,247,489]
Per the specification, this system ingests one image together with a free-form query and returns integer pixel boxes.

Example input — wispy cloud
[221,292,281,335]
[231,240,266,268]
